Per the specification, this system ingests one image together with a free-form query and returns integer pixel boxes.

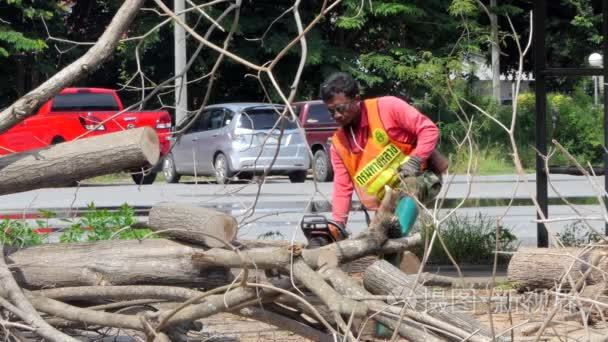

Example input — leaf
[449,0,478,16]
[372,3,423,17]
[0,27,47,54]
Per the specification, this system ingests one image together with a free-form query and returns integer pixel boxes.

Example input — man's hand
[328,221,349,241]
[399,156,422,178]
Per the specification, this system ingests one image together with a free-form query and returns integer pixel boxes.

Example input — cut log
[148,203,237,248]
[0,127,159,195]
[507,247,608,291]
[4,233,423,291]
[5,239,231,290]
[363,259,495,341]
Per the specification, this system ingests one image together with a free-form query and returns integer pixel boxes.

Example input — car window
[294,104,302,117]
[239,108,298,130]
[223,110,234,126]
[182,111,209,134]
[208,109,225,130]
[306,103,334,124]
[51,93,119,112]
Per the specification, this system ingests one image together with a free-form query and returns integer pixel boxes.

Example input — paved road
[1,174,606,246]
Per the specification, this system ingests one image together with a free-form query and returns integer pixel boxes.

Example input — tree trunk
[363,259,495,341]
[148,203,238,248]
[5,239,231,290]
[507,247,608,291]
[490,0,501,102]
[0,127,159,195]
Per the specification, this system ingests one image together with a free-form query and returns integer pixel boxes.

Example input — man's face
[325,93,360,127]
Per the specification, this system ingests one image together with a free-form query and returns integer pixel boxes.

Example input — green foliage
[509,82,604,166]
[556,221,603,247]
[1,203,152,246]
[372,3,422,17]
[0,218,45,247]
[0,0,70,105]
[437,75,607,173]
[0,28,47,57]
[413,213,518,265]
[448,0,478,16]
[75,203,149,241]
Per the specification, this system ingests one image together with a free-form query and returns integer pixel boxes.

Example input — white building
[460,54,534,103]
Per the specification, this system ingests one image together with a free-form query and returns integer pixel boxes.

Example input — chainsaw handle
[327,220,350,239]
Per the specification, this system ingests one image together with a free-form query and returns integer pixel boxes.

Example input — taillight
[155,118,172,129]
[79,116,105,131]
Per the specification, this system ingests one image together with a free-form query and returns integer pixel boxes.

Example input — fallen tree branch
[364,259,496,341]
[0,246,78,342]
[319,266,446,342]
[289,259,367,317]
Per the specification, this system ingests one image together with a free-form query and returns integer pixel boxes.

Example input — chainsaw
[300,215,350,248]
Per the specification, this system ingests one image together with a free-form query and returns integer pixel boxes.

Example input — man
[321,72,443,229]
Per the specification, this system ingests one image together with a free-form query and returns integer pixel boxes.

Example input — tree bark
[0,127,159,195]
[5,239,231,290]
[0,0,146,133]
[363,259,495,341]
[148,203,238,247]
[5,233,424,291]
[507,247,608,291]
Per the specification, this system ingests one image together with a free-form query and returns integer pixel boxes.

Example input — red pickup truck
[294,100,338,182]
[0,88,172,184]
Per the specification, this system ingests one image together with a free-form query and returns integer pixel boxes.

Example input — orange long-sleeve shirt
[330,96,439,223]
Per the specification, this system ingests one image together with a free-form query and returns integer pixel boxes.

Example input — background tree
[0,0,68,102]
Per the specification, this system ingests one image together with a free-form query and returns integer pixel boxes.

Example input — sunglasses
[327,101,355,117]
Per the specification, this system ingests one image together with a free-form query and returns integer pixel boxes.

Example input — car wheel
[237,172,253,181]
[214,153,232,184]
[51,136,65,145]
[131,171,157,185]
[288,170,307,183]
[313,149,334,182]
[163,153,181,183]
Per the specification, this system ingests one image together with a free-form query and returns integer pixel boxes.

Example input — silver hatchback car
[163,103,310,184]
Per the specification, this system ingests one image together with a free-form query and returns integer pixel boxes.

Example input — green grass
[80,172,217,185]
[446,146,533,175]
[81,172,135,184]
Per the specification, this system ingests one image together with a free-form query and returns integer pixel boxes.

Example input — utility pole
[174,0,188,126]
[490,0,501,102]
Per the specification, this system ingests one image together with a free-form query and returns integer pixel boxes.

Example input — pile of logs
[1,195,496,341]
[0,129,497,341]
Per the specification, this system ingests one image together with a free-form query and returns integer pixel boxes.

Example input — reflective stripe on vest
[332,98,414,209]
